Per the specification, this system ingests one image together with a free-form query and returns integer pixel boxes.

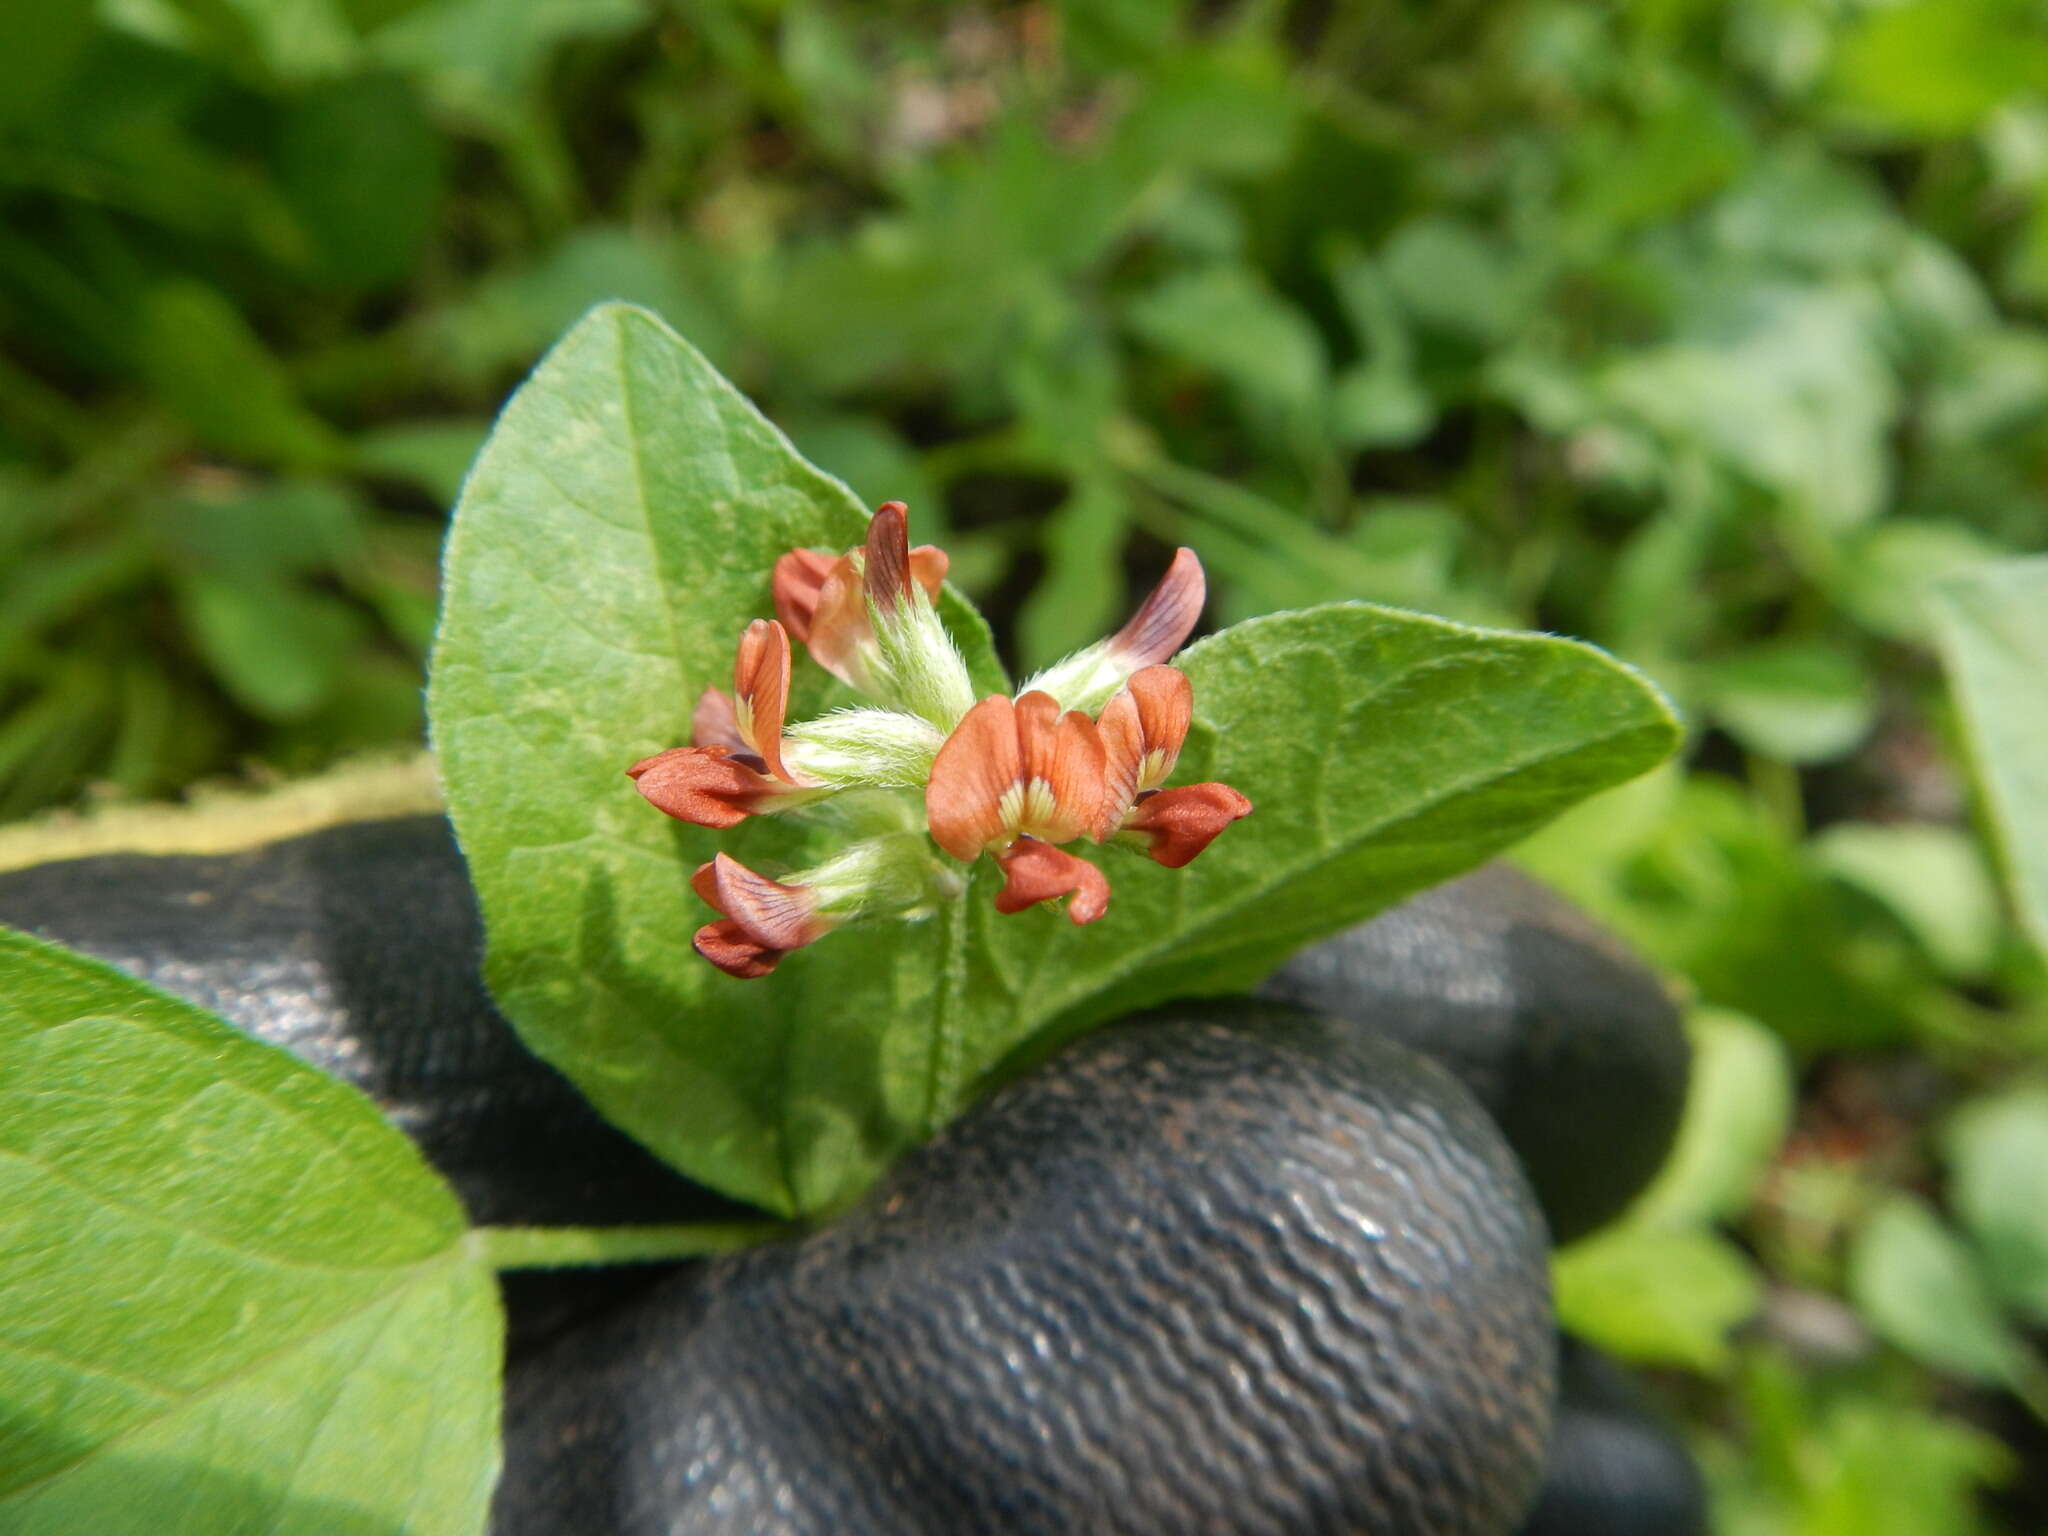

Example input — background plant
[6,0,2048,1529]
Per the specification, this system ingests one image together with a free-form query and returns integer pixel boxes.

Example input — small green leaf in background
[0,0,94,124]
[1833,519,2007,644]
[172,572,365,721]
[1016,476,1130,671]
[1813,823,2002,980]
[1701,638,1876,765]
[1553,1226,1762,1374]
[352,419,493,508]
[1552,1007,1786,1373]
[1930,556,2048,957]
[1848,1194,2029,1387]
[135,282,344,471]
[1381,217,1528,347]
[1706,1350,2015,1536]
[1945,1088,2048,1327]
[1829,0,2048,137]
[1630,1007,1796,1230]
[1125,265,1327,420]
[274,72,445,287]
[1326,247,1434,450]
[0,926,501,1534]
[432,303,1680,1218]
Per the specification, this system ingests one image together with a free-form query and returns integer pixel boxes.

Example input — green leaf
[173,571,365,722]
[432,304,1678,1218]
[0,926,501,1533]
[1848,1194,2027,1386]
[275,72,445,287]
[0,1,94,124]
[1945,1088,2048,1325]
[1830,0,2048,137]
[1552,1226,1762,1374]
[1381,217,1528,346]
[1628,1007,1795,1231]
[135,281,344,471]
[352,419,492,507]
[1124,266,1326,418]
[373,0,646,126]
[425,228,721,388]
[1834,518,2008,644]
[1812,822,2002,979]
[1016,477,1129,670]
[1700,638,1876,765]
[974,606,1679,1068]
[430,303,1007,1218]
[1599,281,1896,532]
[1930,557,2048,958]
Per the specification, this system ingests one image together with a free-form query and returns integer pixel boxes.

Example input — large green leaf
[431,303,1678,1218]
[968,604,1681,1077]
[1930,557,2048,958]
[0,927,501,1534]
[430,303,1007,1219]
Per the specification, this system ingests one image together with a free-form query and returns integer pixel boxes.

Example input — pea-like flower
[629,503,1250,976]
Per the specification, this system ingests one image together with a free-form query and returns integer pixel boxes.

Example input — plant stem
[925,879,971,1137]
[469,1221,789,1271]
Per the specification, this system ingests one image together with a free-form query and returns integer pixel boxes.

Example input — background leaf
[1848,1195,2029,1387]
[1553,1226,1762,1374]
[1945,1088,2048,1326]
[1930,557,2048,958]
[0,926,501,1534]
[1628,1006,1796,1230]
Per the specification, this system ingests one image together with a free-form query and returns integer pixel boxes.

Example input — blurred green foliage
[5,0,2048,1527]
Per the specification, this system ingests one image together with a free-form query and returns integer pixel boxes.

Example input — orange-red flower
[773,502,949,697]
[690,852,832,978]
[630,502,1249,973]
[629,619,821,827]
[1095,665,1251,867]
[927,690,1114,923]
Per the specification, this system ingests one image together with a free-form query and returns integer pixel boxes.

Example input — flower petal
[805,555,872,691]
[772,548,839,642]
[1097,665,1193,828]
[627,745,786,829]
[1122,782,1252,868]
[862,501,913,615]
[1108,548,1205,668]
[1015,689,1108,844]
[993,837,1111,924]
[733,619,796,782]
[926,694,1022,860]
[693,919,786,979]
[908,544,949,604]
[691,686,748,754]
[692,851,823,950]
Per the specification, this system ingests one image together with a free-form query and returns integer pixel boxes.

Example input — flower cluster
[628,503,1250,977]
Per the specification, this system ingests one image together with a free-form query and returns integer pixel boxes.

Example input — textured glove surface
[496,1002,1557,1536]
[1261,862,1688,1243]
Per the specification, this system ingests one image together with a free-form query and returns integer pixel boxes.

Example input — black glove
[0,815,1704,1535]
